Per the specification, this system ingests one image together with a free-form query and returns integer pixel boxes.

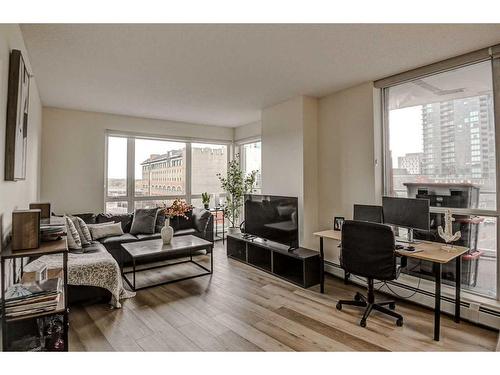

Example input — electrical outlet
[469,302,481,311]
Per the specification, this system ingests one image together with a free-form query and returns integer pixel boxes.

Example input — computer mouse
[406,246,416,251]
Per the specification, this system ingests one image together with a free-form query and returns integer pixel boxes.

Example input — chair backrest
[341,220,397,280]
[353,204,383,223]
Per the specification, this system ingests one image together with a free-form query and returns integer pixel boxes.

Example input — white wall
[41,107,234,214]
[317,82,381,262]
[261,96,318,248]
[234,120,261,142]
[0,25,42,239]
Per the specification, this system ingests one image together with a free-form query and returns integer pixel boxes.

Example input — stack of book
[3,278,61,319]
[40,224,65,242]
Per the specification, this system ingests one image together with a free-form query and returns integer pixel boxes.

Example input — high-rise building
[421,94,495,189]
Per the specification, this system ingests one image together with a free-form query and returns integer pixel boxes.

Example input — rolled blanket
[24,250,135,308]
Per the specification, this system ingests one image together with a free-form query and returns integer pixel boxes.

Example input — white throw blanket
[25,250,135,308]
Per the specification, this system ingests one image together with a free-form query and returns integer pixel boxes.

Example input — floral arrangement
[161,199,193,219]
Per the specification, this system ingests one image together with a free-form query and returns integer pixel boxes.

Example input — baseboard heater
[324,260,500,331]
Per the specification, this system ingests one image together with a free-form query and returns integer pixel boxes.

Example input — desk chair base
[336,280,403,328]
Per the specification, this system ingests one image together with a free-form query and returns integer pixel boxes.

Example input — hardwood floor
[69,241,499,351]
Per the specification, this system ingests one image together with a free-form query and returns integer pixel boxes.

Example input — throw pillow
[95,213,134,232]
[192,207,211,233]
[130,208,159,235]
[65,216,82,250]
[88,222,124,240]
[71,216,93,246]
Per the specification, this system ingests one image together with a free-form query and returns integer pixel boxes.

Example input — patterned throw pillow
[65,216,82,250]
[70,216,92,246]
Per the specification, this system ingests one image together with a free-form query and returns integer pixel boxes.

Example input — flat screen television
[244,194,299,248]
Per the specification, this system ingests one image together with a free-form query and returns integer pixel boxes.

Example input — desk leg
[434,262,442,341]
[455,255,461,323]
[319,237,324,294]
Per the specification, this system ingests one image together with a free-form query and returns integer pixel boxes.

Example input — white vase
[161,217,174,244]
[227,226,240,235]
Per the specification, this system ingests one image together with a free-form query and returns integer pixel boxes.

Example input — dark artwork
[333,216,345,231]
[5,49,30,181]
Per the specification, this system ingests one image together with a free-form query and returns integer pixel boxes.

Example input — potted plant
[201,192,210,210]
[160,199,193,244]
[217,155,258,234]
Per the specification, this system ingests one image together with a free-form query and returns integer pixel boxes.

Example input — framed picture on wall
[5,49,30,181]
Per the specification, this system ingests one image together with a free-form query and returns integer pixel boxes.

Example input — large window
[383,60,498,298]
[240,141,262,193]
[105,134,229,212]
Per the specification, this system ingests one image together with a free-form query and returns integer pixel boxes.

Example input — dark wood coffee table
[120,235,213,291]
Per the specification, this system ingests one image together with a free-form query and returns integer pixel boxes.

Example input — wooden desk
[313,229,468,341]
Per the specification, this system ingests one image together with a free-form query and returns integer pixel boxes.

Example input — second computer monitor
[382,196,430,231]
[353,204,384,223]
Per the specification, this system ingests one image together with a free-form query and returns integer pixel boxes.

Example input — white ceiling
[21,24,500,127]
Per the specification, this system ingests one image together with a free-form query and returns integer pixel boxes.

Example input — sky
[388,105,423,166]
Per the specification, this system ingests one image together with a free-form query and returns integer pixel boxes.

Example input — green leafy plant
[217,155,258,228]
[201,192,210,207]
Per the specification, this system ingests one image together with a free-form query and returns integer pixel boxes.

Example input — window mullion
[127,137,135,212]
[186,142,192,204]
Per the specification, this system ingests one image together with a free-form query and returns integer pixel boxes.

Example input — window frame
[235,137,262,193]
[380,57,500,301]
[104,131,232,212]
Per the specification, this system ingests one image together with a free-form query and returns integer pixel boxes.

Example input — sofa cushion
[98,233,138,245]
[136,233,162,241]
[173,228,197,237]
[96,213,134,232]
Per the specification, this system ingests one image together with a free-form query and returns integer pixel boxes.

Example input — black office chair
[336,220,404,328]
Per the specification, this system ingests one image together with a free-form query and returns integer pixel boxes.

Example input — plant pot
[161,217,174,244]
[227,226,240,235]
[204,204,209,210]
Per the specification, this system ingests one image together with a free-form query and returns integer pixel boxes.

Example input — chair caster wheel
[389,303,396,310]
[354,293,362,301]
[360,319,366,328]
[396,318,403,327]
[336,302,342,310]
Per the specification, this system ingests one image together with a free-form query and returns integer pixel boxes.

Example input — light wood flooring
[69,241,499,351]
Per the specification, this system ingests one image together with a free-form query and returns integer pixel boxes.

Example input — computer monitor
[353,204,383,223]
[382,196,430,242]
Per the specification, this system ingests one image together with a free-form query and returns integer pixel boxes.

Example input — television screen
[244,194,299,247]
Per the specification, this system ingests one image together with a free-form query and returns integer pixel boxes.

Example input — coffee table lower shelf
[120,235,214,291]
